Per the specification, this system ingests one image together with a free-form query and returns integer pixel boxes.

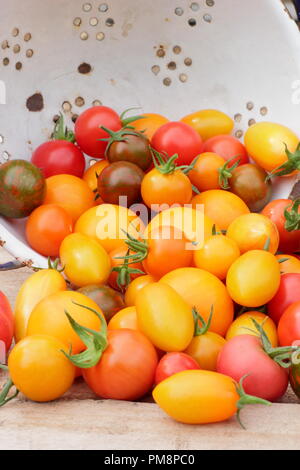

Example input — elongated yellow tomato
[226,250,281,307]
[14,268,66,342]
[153,370,239,424]
[244,122,299,174]
[160,268,234,336]
[27,291,105,354]
[8,335,75,402]
[75,204,144,253]
[226,312,278,347]
[181,110,234,141]
[136,283,194,351]
[60,233,111,287]
[125,274,155,306]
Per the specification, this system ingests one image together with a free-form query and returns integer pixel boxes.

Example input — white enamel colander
[0,0,299,268]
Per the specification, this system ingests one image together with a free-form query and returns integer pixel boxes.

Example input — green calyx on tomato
[192,306,213,336]
[111,249,145,290]
[63,302,108,369]
[100,126,146,156]
[119,107,145,128]
[251,318,299,368]
[284,198,300,232]
[266,143,300,179]
[234,375,271,429]
[218,157,241,190]
[0,364,19,407]
[151,148,196,175]
[52,113,75,143]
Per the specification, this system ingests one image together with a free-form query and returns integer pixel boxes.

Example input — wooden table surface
[0,246,299,450]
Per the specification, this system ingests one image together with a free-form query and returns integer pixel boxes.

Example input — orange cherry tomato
[188,152,226,192]
[108,306,138,330]
[83,160,109,192]
[226,312,278,348]
[192,190,250,231]
[130,113,169,140]
[181,109,234,141]
[227,213,279,254]
[75,204,144,253]
[276,254,300,274]
[185,332,226,371]
[124,275,155,306]
[26,204,73,257]
[44,174,95,223]
[108,245,144,291]
[160,267,234,337]
[8,335,75,402]
[193,234,240,280]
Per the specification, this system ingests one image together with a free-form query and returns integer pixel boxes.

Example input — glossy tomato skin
[276,255,300,274]
[0,292,14,351]
[217,335,288,401]
[130,113,169,140]
[78,284,125,322]
[181,110,234,141]
[74,106,122,158]
[151,122,203,166]
[83,329,158,400]
[278,301,300,346]
[125,275,155,306]
[226,312,278,348]
[262,199,300,253]
[153,370,240,424]
[184,332,226,371]
[108,306,138,330]
[107,133,152,171]
[98,161,144,207]
[244,122,299,173]
[26,204,73,257]
[203,135,249,167]
[108,245,143,291]
[229,164,272,212]
[268,273,300,324]
[154,352,200,385]
[31,141,85,178]
[188,152,225,192]
[8,335,75,402]
[83,160,109,192]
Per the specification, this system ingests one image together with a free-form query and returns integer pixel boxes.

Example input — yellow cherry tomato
[108,306,138,330]
[27,291,105,354]
[60,233,111,287]
[185,333,226,371]
[14,268,66,342]
[188,152,226,192]
[227,213,279,254]
[160,268,234,337]
[192,190,250,231]
[226,312,278,347]
[153,370,241,424]
[244,122,299,174]
[83,160,109,192]
[193,234,240,280]
[8,335,75,402]
[75,204,144,253]
[276,254,300,274]
[181,109,234,141]
[130,113,169,140]
[136,283,194,352]
[125,274,155,306]
[226,250,281,307]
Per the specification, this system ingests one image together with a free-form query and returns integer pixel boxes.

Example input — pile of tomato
[0,105,300,427]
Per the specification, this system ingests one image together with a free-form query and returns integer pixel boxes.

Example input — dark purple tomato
[77,284,125,322]
[106,132,152,171]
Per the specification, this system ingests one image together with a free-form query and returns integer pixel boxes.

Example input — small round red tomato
[262,199,300,253]
[26,204,73,257]
[0,291,14,351]
[268,273,300,324]
[98,161,144,207]
[154,352,200,385]
[278,301,300,346]
[75,106,122,158]
[151,121,203,166]
[32,141,85,178]
[203,135,249,167]
[83,329,158,400]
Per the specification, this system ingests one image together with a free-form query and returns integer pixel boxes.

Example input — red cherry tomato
[268,273,300,324]
[0,291,14,351]
[217,335,288,401]
[151,122,203,166]
[75,106,122,158]
[31,141,85,178]
[203,135,249,167]
[261,199,300,254]
[154,352,200,385]
[278,301,300,346]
